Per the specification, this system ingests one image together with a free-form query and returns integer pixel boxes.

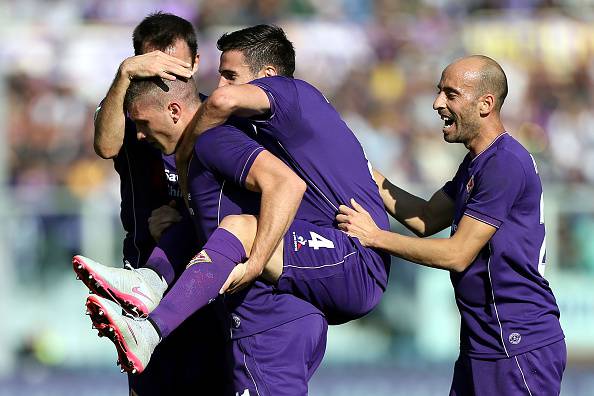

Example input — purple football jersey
[114,118,169,267]
[442,133,564,359]
[248,76,391,289]
[188,125,322,339]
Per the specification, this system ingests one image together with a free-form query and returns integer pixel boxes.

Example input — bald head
[446,55,508,112]
[124,76,199,111]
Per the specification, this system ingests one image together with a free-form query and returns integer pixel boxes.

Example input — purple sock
[149,228,246,339]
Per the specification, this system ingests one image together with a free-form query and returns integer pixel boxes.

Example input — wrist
[368,228,383,249]
[117,60,134,83]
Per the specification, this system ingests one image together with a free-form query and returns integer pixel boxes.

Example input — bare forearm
[94,70,130,159]
[249,180,305,272]
[374,170,450,237]
[370,230,464,271]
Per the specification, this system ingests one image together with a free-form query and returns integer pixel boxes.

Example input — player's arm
[176,84,270,205]
[373,169,454,237]
[338,201,495,272]
[94,51,192,159]
[238,150,306,283]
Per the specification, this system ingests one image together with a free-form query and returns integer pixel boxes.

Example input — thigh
[449,355,474,396]
[279,220,382,324]
[516,340,567,396]
[232,314,328,396]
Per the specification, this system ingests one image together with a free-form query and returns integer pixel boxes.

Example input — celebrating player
[89,12,232,395]
[337,55,566,395]
[79,25,392,377]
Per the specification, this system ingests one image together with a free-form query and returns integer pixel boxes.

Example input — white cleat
[86,295,160,375]
[72,255,167,317]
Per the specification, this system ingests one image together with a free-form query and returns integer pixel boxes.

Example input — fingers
[219,265,244,294]
[350,198,369,214]
[338,204,355,215]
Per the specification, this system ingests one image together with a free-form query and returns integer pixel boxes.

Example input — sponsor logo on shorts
[292,232,308,252]
[509,332,521,345]
[186,250,212,268]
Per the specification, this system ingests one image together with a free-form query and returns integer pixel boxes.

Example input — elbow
[208,87,238,114]
[448,253,475,273]
[288,175,306,200]
[94,141,118,159]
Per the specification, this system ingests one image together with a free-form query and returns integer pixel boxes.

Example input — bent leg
[276,220,383,324]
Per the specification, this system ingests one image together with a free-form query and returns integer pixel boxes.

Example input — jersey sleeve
[441,156,468,200]
[464,152,526,228]
[248,76,300,135]
[195,125,265,187]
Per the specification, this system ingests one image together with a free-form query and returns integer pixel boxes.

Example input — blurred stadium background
[1,0,593,395]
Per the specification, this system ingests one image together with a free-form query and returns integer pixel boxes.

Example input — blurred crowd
[2,0,594,374]
[4,0,594,191]
[2,1,594,258]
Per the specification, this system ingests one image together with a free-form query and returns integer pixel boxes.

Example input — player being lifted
[75,25,392,374]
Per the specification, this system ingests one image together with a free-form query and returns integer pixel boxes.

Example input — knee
[218,215,257,251]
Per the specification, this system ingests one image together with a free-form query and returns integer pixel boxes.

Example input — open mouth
[440,114,455,130]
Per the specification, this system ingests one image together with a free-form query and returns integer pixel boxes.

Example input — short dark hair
[471,55,508,111]
[124,77,198,110]
[217,24,295,77]
[133,12,197,62]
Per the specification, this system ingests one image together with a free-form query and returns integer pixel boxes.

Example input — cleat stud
[76,275,80,280]
[109,327,114,332]
[131,369,137,374]
[89,290,93,294]
[98,310,104,316]
[77,265,82,269]
[91,324,96,329]
[88,275,93,280]
[120,368,125,373]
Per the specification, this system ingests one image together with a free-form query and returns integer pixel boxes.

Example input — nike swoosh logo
[131,286,154,303]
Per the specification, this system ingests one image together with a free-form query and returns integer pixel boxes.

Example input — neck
[466,119,506,157]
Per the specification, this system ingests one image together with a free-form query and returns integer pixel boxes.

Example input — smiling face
[433,61,483,146]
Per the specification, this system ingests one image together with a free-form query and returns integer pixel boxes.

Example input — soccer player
[87,12,232,395]
[82,23,391,326]
[88,75,328,395]
[337,55,566,395]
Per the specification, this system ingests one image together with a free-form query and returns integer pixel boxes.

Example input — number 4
[307,232,335,250]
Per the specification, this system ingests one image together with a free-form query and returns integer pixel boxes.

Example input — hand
[148,200,182,242]
[119,51,193,82]
[336,198,381,248]
[219,259,263,295]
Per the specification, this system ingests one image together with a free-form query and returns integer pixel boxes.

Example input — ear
[192,54,200,74]
[258,65,278,78]
[168,102,182,123]
[479,93,495,116]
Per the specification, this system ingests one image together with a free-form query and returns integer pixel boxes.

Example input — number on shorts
[308,232,335,250]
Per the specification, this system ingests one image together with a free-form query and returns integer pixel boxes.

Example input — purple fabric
[188,125,322,340]
[450,339,566,396]
[145,220,198,285]
[248,76,391,289]
[232,313,327,396]
[277,219,383,324]
[149,228,245,339]
[443,133,564,359]
[116,118,169,268]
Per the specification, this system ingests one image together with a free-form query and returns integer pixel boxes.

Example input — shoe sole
[73,256,150,317]
[86,295,145,374]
